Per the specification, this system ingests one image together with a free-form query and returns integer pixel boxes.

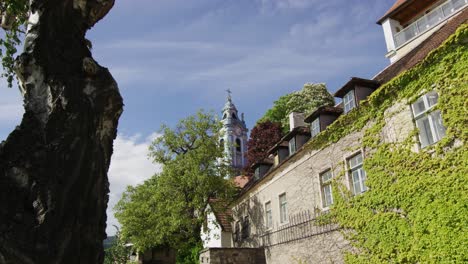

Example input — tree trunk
[0,0,122,263]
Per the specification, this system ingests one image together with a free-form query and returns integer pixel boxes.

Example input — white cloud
[106,133,161,236]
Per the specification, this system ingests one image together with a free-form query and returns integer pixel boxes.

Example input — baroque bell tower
[221,90,248,171]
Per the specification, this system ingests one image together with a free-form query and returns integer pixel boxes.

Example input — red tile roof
[208,198,232,232]
[233,175,250,188]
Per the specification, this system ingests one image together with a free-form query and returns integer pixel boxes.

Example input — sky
[0,0,396,235]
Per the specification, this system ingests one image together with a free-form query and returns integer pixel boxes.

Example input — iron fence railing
[260,210,339,247]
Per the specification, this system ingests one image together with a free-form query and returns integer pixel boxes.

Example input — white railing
[394,0,468,48]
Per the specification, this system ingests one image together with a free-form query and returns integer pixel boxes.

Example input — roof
[377,0,413,25]
[334,77,380,98]
[377,0,440,25]
[251,157,274,169]
[208,198,232,232]
[304,106,344,123]
[374,8,468,83]
[267,141,289,155]
[233,175,250,188]
[281,126,310,142]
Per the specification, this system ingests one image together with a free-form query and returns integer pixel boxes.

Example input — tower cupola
[220,90,248,171]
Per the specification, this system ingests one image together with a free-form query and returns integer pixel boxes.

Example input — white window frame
[264,201,272,230]
[320,169,334,208]
[289,137,296,154]
[310,117,320,137]
[348,153,367,195]
[279,193,288,224]
[411,91,446,148]
[343,90,356,113]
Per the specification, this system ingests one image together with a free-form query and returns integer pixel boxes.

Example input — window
[320,170,333,208]
[289,138,296,154]
[241,216,250,239]
[254,167,260,179]
[235,138,242,152]
[310,117,320,137]
[232,113,238,119]
[279,193,288,224]
[234,221,241,242]
[348,153,367,195]
[343,90,356,113]
[411,91,446,148]
[265,201,272,229]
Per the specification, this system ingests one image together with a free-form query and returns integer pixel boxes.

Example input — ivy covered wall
[307,24,468,263]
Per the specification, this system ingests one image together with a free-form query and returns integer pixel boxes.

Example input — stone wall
[200,248,266,264]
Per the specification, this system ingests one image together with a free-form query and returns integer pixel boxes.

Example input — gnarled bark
[0,0,122,263]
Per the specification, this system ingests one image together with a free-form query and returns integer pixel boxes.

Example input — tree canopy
[259,83,335,131]
[0,0,32,86]
[115,110,235,258]
[244,121,283,174]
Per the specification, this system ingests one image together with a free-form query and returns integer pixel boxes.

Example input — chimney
[289,112,306,131]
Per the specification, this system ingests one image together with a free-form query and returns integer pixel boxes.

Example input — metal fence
[260,210,339,247]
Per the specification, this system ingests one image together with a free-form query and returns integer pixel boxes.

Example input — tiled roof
[233,175,250,188]
[281,126,310,142]
[334,77,380,98]
[208,198,232,232]
[267,141,289,155]
[377,0,412,24]
[374,8,468,83]
[251,157,274,169]
[304,106,343,123]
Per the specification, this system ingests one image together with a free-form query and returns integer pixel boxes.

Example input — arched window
[220,139,225,150]
[235,138,241,152]
[223,113,227,119]
[232,113,238,119]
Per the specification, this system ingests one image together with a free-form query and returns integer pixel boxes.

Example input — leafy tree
[0,0,122,263]
[115,110,235,261]
[259,83,335,131]
[244,121,284,174]
[104,228,133,264]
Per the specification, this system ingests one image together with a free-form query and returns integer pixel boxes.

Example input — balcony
[394,0,468,48]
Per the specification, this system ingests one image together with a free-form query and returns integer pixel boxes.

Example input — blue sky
[0,0,396,235]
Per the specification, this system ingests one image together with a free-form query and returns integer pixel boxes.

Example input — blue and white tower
[220,90,248,170]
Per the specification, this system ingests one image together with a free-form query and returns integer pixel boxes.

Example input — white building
[378,0,467,63]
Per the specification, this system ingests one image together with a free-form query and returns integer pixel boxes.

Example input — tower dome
[220,90,248,171]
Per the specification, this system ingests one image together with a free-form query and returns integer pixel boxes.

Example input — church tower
[221,90,248,171]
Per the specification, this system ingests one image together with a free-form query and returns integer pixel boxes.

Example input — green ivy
[308,24,468,263]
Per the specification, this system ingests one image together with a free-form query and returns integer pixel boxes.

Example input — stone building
[200,1,468,263]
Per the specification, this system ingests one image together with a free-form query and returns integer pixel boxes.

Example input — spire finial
[226,89,232,101]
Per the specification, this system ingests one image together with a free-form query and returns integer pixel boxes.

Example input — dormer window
[343,90,356,113]
[254,167,260,179]
[310,118,320,137]
[288,138,296,154]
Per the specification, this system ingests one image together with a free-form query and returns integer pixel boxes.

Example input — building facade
[201,1,467,263]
